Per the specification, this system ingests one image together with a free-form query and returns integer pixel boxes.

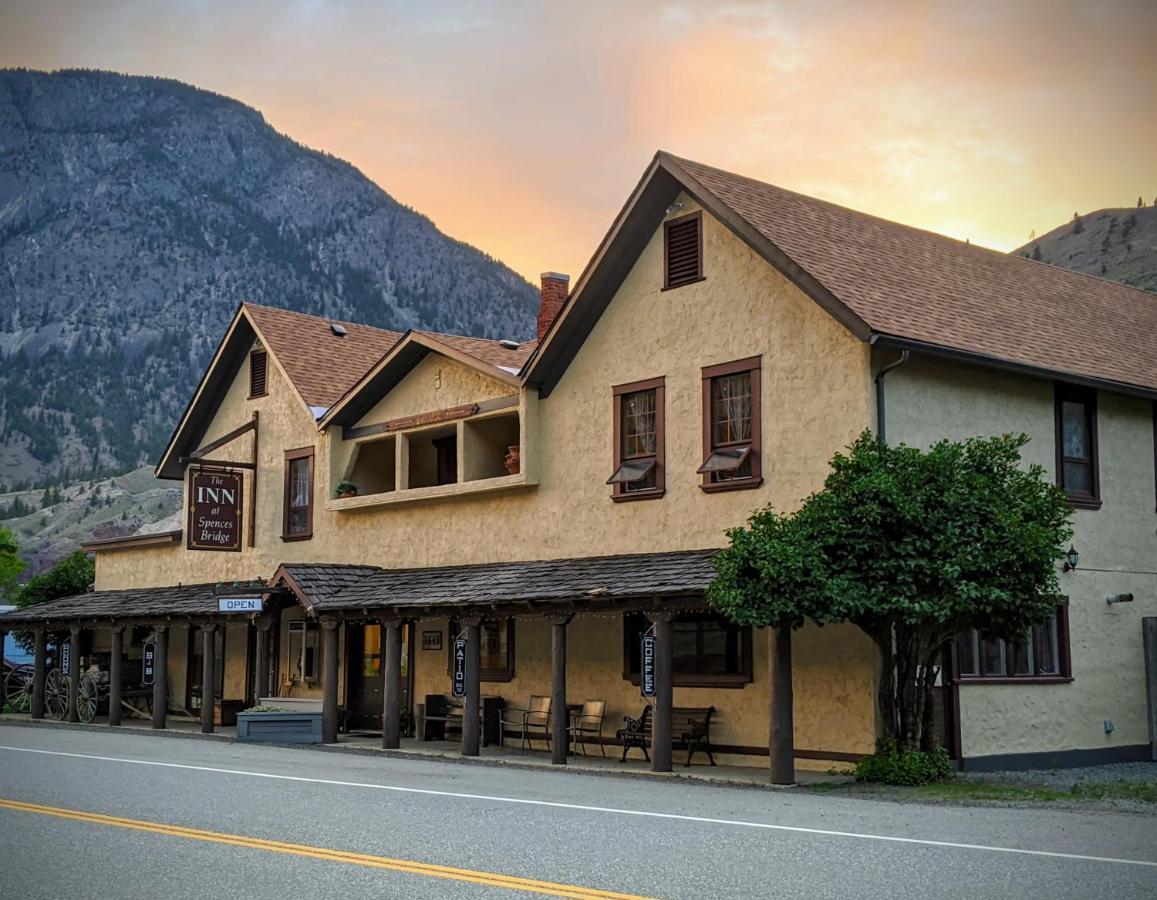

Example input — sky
[2,0,1155,283]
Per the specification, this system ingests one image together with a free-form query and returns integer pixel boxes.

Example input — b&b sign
[142,641,156,686]
[451,638,467,698]
[188,469,243,552]
[641,634,656,697]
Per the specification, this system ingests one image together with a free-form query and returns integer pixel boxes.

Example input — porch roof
[0,582,223,625]
[277,549,719,615]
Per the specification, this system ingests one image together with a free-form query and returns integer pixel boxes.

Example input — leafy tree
[0,526,25,601]
[16,550,94,610]
[709,433,1072,751]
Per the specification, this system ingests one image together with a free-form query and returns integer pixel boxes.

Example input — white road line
[1,743,1154,869]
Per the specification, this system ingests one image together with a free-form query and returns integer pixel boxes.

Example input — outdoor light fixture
[665,199,684,215]
[1063,544,1079,572]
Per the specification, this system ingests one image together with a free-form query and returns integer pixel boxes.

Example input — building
[3,152,1155,776]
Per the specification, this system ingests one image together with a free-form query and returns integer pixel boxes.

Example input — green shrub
[855,738,953,786]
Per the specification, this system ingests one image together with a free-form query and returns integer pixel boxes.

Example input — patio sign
[641,634,656,697]
[218,597,263,613]
[142,641,156,685]
[451,638,467,697]
[61,641,71,677]
[187,469,243,552]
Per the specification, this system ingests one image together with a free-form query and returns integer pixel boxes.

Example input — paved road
[1,724,1155,899]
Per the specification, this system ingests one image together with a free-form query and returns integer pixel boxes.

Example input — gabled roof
[526,151,1157,399]
[319,330,532,430]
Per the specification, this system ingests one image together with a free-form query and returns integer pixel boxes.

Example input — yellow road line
[0,797,649,899]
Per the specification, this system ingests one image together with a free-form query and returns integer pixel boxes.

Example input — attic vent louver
[499,339,520,350]
[330,323,348,336]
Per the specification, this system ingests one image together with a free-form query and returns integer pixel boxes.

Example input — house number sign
[641,634,656,697]
[187,469,243,552]
[451,638,467,697]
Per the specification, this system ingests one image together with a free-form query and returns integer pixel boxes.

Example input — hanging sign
[451,638,467,698]
[61,642,72,676]
[143,641,156,685]
[187,469,243,552]
[217,597,263,613]
[641,634,656,698]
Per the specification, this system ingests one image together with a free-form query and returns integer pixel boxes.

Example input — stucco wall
[882,353,1157,759]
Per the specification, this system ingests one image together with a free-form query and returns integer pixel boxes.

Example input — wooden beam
[551,617,572,765]
[382,619,403,750]
[201,623,217,734]
[769,623,795,785]
[108,626,124,727]
[151,625,169,730]
[66,625,81,723]
[179,458,256,470]
[461,618,482,757]
[30,628,46,720]
[342,403,480,441]
[647,611,673,773]
[189,419,257,460]
[321,618,340,743]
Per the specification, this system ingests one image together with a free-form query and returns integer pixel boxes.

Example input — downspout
[873,345,910,444]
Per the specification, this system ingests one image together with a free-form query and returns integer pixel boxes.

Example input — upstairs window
[249,349,268,398]
[1055,384,1099,508]
[698,357,762,491]
[663,212,703,289]
[283,447,314,541]
[608,377,665,501]
[954,604,1070,683]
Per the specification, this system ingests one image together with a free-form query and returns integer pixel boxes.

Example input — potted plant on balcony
[503,444,521,475]
[335,480,359,499]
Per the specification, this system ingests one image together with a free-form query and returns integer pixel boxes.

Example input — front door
[346,623,384,730]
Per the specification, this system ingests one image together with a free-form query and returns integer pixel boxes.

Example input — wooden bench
[616,705,716,766]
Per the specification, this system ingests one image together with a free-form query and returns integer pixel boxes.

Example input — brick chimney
[537,272,569,342]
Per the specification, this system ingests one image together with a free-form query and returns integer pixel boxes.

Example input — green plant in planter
[335,481,358,498]
[855,738,953,786]
[243,705,289,714]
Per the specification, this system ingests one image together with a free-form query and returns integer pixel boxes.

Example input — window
[954,605,1071,683]
[698,357,761,491]
[249,349,268,398]
[283,447,314,540]
[1055,384,1099,508]
[608,377,665,501]
[623,612,752,687]
[288,620,319,683]
[447,617,515,682]
[663,212,703,289]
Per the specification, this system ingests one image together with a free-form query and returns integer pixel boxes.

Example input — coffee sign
[188,469,243,552]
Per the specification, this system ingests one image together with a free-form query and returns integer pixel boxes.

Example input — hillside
[1015,205,1157,292]
[0,68,538,491]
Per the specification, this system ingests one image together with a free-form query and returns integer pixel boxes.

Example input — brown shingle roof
[244,304,402,409]
[416,330,536,376]
[667,154,1157,393]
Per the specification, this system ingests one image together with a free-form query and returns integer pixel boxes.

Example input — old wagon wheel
[77,673,101,724]
[3,668,33,713]
[44,669,69,720]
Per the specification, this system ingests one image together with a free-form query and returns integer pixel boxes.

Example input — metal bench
[616,705,717,766]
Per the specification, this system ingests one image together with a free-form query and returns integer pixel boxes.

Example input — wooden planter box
[236,711,323,744]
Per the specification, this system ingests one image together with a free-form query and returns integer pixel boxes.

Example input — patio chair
[499,694,552,752]
[567,699,607,757]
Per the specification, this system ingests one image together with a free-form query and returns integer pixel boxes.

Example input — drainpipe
[873,347,910,444]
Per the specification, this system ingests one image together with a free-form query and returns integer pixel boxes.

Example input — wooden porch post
[461,617,482,757]
[648,611,673,773]
[200,623,217,734]
[321,617,340,743]
[549,616,572,765]
[66,625,81,723]
[31,627,47,719]
[768,623,795,785]
[254,616,273,701]
[151,625,168,729]
[108,625,124,727]
[382,618,402,749]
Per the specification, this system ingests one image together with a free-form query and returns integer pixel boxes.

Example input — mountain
[0,68,538,492]
[1015,205,1157,293]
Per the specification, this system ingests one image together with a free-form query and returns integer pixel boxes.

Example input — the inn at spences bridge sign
[187,469,243,552]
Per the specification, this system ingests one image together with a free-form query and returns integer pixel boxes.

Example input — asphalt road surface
[1,724,1155,899]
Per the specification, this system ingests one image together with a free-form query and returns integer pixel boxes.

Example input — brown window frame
[662,211,704,290]
[447,617,515,682]
[622,611,752,688]
[699,356,762,493]
[951,603,1072,685]
[1054,383,1100,509]
[609,377,665,502]
[249,349,268,399]
[282,446,314,542]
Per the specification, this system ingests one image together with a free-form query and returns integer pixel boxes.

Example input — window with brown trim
[663,212,703,289]
[608,377,665,501]
[1055,384,1099,509]
[447,617,514,682]
[249,349,268,398]
[953,604,1071,683]
[698,357,761,492]
[282,447,314,541]
[623,612,752,688]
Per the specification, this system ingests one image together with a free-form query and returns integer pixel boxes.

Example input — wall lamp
[1106,593,1134,606]
[665,199,684,215]
[1062,544,1079,572]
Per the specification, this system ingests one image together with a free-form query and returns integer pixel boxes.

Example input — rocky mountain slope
[1015,204,1157,292]
[0,68,538,490]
